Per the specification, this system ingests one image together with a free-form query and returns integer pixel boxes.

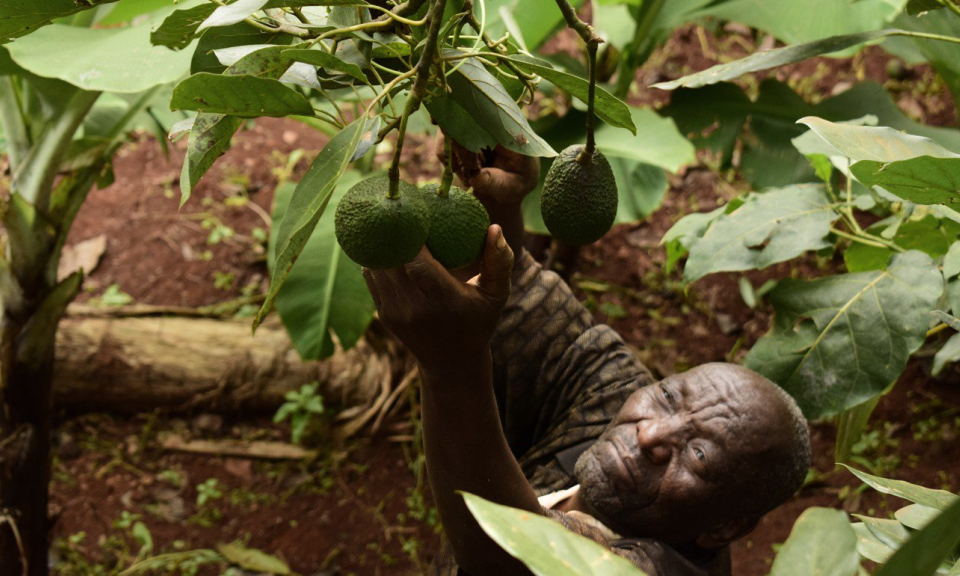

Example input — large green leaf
[191,21,294,75]
[151,3,217,50]
[855,516,911,551]
[6,12,193,93]
[933,332,960,376]
[425,94,499,153]
[611,160,668,223]
[198,0,269,31]
[253,116,368,331]
[906,0,945,14]
[852,157,960,205]
[654,30,893,90]
[875,495,960,576]
[282,48,367,83]
[462,493,647,576]
[693,0,904,44]
[769,508,859,576]
[798,117,960,163]
[445,51,556,158]
[896,504,943,530]
[844,217,959,272]
[179,46,296,205]
[682,185,840,282]
[594,107,694,174]
[171,73,313,117]
[509,57,635,134]
[270,173,375,360]
[745,251,943,419]
[835,396,881,463]
[663,81,960,189]
[0,0,118,44]
[481,0,584,51]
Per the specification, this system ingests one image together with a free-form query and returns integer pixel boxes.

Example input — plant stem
[439,137,454,196]
[553,0,602,45]
[890,29,960,46]
[830,226,905,252]
[614,0,665,98]
[585,41,598,155]
[927,323,950,338]
[387,0,448,199]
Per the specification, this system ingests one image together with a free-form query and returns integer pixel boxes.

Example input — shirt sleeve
[489,251,655,491]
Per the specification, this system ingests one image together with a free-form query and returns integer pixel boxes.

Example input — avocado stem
[585,40,598,156]
[387,0,448,199]
[438,135,454,197]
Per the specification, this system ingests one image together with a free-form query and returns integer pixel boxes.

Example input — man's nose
[636,420,673,466]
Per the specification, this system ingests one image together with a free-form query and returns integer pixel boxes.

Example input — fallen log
[54,306,413,430]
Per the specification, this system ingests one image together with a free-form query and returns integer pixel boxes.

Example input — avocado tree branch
[387,0,448,198]
[553,0,603,45]
[585,41,598,154]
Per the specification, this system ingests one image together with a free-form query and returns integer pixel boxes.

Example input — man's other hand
[362,225,514,372]
[435,134,540,205]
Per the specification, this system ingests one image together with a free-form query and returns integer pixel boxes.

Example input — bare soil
[51,22,960,576]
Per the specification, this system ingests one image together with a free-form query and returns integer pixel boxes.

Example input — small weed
[93,285,134,307]
[213,271,235,291]
[274,382,325,445]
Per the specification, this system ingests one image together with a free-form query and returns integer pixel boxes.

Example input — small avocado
[423,184,491,269]
[334,176,430,269]
[541,144,618,245]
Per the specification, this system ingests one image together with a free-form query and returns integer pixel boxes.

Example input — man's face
[574,363,785,544]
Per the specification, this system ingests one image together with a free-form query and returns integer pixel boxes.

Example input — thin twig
[552,0,603,45]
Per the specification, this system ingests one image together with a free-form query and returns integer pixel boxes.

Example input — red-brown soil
[48,21,960,576]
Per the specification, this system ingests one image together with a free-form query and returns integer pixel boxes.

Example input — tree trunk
[0,325,57,576]
[52,310,405,415]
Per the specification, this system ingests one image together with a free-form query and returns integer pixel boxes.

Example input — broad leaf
[875,495,960,576]
[693,0,905,44]
[283,49,367,83]
[463,493,647,576]
[896,504,943,530]
[446,51,556,158]
[844,217,958,272]
[798,117,960,163]
[654,30,893,90]
[842,466,958,510]
[936,310,960,331]
[6,13,193,93]
[933,332,960,376]
[425,94,499,152]
[611,161,668,224]
[180,46,297,205]
[944,241,960,279]
[151,3,217,50]
[769,508,859,576]
[594,107,694,173]
[853,522,896,564]
[889,12,960,110]
[835,396,880,464]
[852,157,960,205]
[212,45,321,90]
[191,21,294,76]
[682,185,839,282]
[171,73,313,117]
[509,57,636,134]
[745,251,943,419]
[270,174,375,361]
[482,0,585,50]
[199,0,269,31]
[253,116,368,331]
[855,516,911,550]
[0,0,118,44]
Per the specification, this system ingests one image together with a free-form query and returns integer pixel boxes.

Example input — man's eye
[693,448,705,462]
[660,385,673,402]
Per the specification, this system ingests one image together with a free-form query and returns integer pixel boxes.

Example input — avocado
[423,184,491,269]
[541,145,618,245]
[334,176,430,269]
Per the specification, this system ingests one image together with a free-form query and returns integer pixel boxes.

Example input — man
[361,143,811,576]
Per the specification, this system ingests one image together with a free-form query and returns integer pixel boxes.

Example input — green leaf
[875,495,960,576]
[654,30,893,90]
[282,48,367,83]
[798,117,960,163]
[6,14,193,93]
[936,309,960,331]
[151,3,217,50]
[888,11,960,110]
[199,0,269,31]
[16,272,82,366]
[191,21,294,76]
[425,94,499,153]
[594,107,694,173]
[851,157,960,206]
[896,504,943,530]
[462,493,648,576]
[844,216,957,272]
[854,516,911,550]
[611,161,668,223]
[215,542,290,575]
[692,0,905,44]
[853,522,896,564]
[509,57,635,134]
[171,73,313,117]
[769,508,859,576]
[253,117,368,331]
[933,332,960,376]
[842,465,959,510]
[944,241,960,279]
[445,50,556,158]
[0,0,119,44]
[745,251,943,419]
[682,185,839,282]
[835,396,880,463]
[270,174,375,361]
[906,0,945,14]
[482,0,585,50]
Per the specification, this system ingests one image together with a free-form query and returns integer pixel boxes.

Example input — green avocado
[334,176,430,269]
[423,184,491,269]
[541,145,618,245]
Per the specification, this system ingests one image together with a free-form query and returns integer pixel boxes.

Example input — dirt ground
[49,21,960,576]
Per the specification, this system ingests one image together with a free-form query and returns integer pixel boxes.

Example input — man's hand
[362,225,514,373]
[435,134,541,205]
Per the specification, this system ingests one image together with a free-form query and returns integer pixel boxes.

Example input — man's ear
[695,515,759,549]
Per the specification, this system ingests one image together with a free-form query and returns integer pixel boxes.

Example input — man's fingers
[361,268,382,310]
[405,247,458,298]
[433,132,447,165]
[473,225,513,300]
[472,167,524,200]
[383,265,424,301]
